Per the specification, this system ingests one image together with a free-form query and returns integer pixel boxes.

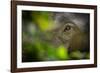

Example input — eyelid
[65,23,75,27]
[62,22,76,33]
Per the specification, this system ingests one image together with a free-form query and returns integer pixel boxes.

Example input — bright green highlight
[56,45,69,60]
[32,11,54,31]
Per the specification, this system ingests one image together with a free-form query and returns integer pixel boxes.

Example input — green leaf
[32,11,54,31]
[56,45,69,60]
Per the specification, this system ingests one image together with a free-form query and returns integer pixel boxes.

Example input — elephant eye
[63,25,71,32]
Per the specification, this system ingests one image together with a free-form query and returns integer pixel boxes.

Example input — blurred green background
[22,11,90,62]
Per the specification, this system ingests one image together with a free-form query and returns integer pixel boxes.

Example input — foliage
[22,11,90,62]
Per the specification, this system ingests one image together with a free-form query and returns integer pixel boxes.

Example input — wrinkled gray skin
[48,12,90,52]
